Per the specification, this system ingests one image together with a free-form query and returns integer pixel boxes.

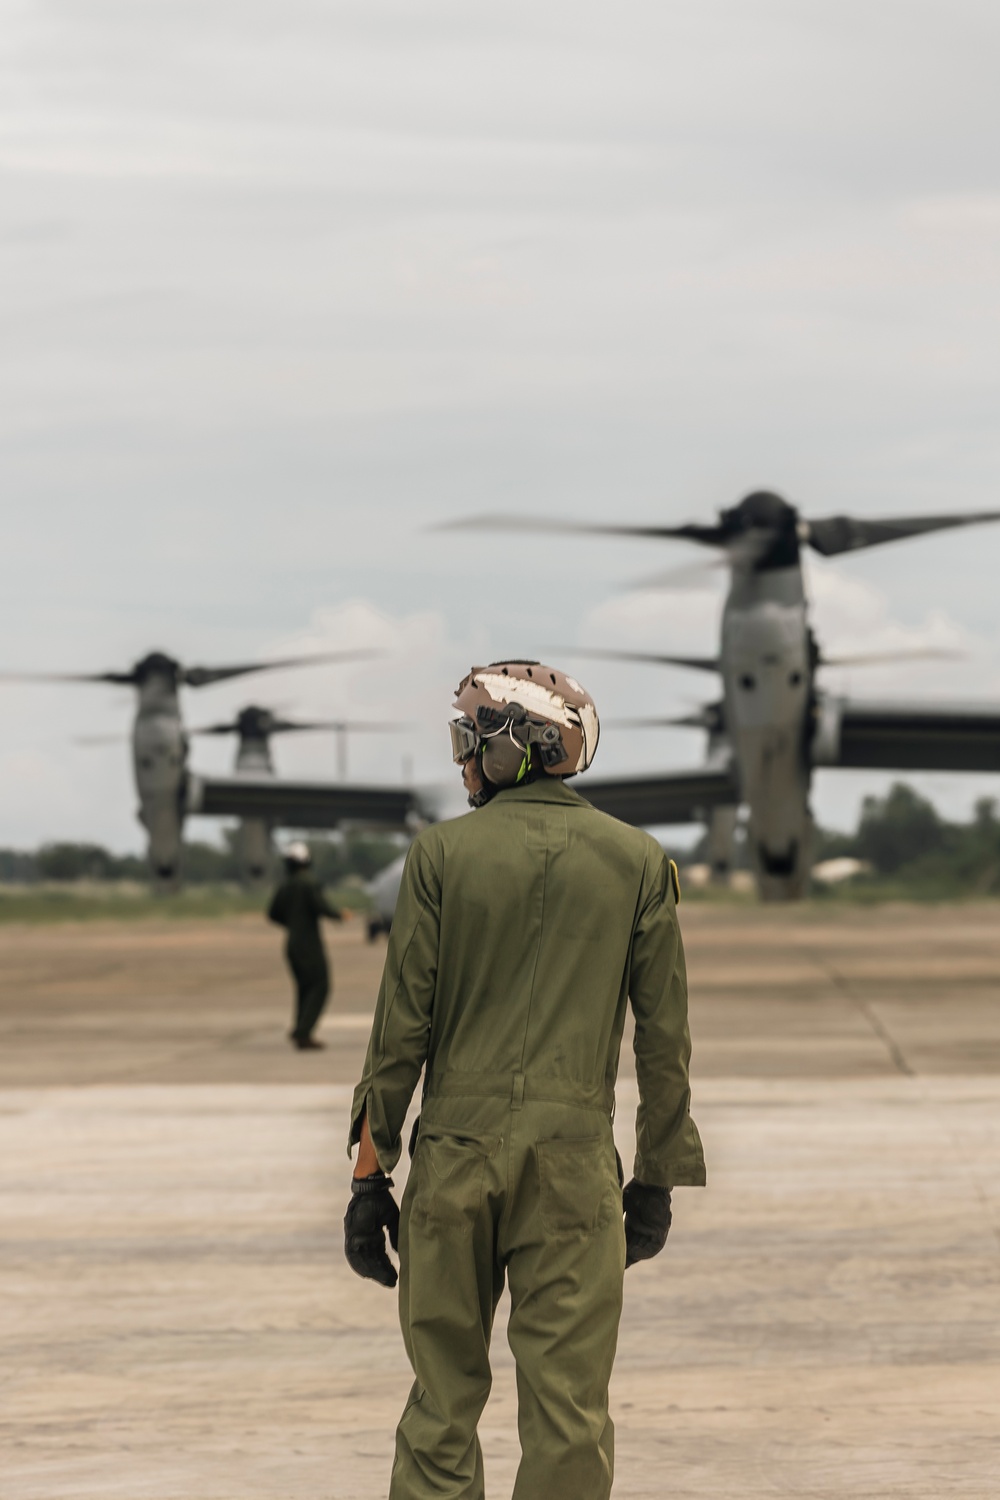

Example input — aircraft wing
[813,698,1000,773]
[185,773,421,830]
[575,767,741,826]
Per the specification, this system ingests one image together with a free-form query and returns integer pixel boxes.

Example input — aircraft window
[739,674,756,690]
[789,671,803,686]
[140,757,153,770]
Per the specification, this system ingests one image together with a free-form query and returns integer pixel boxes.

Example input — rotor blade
[806,510,1000,557]
[269,719,412,735]
[0,669,137,685]
[189,717,410,737]
[624,557,729,590]
[182,649,380,688]
[820,647,964,668]
[434,514,727,547]
[550,646,719,673]
[74,732,130,745]
[605,713,714,730]
[625,530,775,590]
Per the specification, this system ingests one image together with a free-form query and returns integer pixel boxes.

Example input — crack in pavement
[807,951,915,1078]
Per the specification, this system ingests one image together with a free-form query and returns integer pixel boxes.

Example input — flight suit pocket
[537,1136,616,1238]
[413,1126,498,1236]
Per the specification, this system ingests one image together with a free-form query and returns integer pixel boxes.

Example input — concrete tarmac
[2,904,999,1498]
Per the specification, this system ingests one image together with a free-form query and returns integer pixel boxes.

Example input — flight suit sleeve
[313,883,342,921]
[347,834,441,1172]
[628,847,706,1189]
[266,887,287,927]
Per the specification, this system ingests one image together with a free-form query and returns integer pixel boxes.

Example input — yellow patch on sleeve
[669,858,681,904]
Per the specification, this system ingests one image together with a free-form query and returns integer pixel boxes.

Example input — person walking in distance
[267,841,345,1050]
[343,661,706,1499]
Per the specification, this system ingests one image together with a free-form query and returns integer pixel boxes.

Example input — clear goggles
[449,716,479,764]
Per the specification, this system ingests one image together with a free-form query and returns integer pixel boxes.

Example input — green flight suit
[267,871,341,1043]
[349,778,705,1500]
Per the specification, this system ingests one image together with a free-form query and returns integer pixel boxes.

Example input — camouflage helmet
[451,660,599,783]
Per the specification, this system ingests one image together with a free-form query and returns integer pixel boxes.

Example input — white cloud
[805,558,1000,700]
[185,600,473,803]
[583,582,725,658]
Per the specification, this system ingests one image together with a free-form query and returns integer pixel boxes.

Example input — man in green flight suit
[267,841,345,1050]
[344,661,706,1499]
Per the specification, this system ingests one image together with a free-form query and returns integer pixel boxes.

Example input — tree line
[2,784,998,894]
[0,830,406,886]
[680,781,1000,895]
[813,784,1000,894]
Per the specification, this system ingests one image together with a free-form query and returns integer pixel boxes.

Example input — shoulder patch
[669,858,681,904]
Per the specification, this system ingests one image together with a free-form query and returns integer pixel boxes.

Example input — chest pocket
[413,1126,499,1236]
[537,1136,618,1238]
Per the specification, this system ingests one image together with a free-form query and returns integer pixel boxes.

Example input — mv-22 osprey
[4,648,422,884]
[451,494,1000,899]
[189,704,409,882]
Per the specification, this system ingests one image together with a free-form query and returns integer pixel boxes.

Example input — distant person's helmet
[450,661,599,794]
[284,840,312,867]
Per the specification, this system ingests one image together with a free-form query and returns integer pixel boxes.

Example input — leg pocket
[413,1127,498,1236]
[537,1136,617,1238]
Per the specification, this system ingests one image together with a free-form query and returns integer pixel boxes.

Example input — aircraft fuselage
[720,562,812,898]
[131,667,188,884]
[234,731,275,883]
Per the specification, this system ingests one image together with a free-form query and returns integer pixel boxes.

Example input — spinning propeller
[0,647,378,689]
[440,491,1000,577]
[189,704,409,781]
[189,706,404,739]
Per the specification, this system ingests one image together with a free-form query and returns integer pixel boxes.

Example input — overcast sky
[3,1,1000,852]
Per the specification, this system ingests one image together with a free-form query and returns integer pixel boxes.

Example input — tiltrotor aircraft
[189,704,406,883]
[4,650,421,884]
[448,493,1000,899]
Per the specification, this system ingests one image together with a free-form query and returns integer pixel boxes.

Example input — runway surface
[2,904,999,1498]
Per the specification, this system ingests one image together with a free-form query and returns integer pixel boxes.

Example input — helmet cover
[452,661,599,778]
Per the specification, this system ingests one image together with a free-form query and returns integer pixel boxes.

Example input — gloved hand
[344,1172,400,1287]
[622,1178,672,1268]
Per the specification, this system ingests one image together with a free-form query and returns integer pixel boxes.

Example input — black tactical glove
[344,1172,400,1288]
[622,1178,672,1268]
